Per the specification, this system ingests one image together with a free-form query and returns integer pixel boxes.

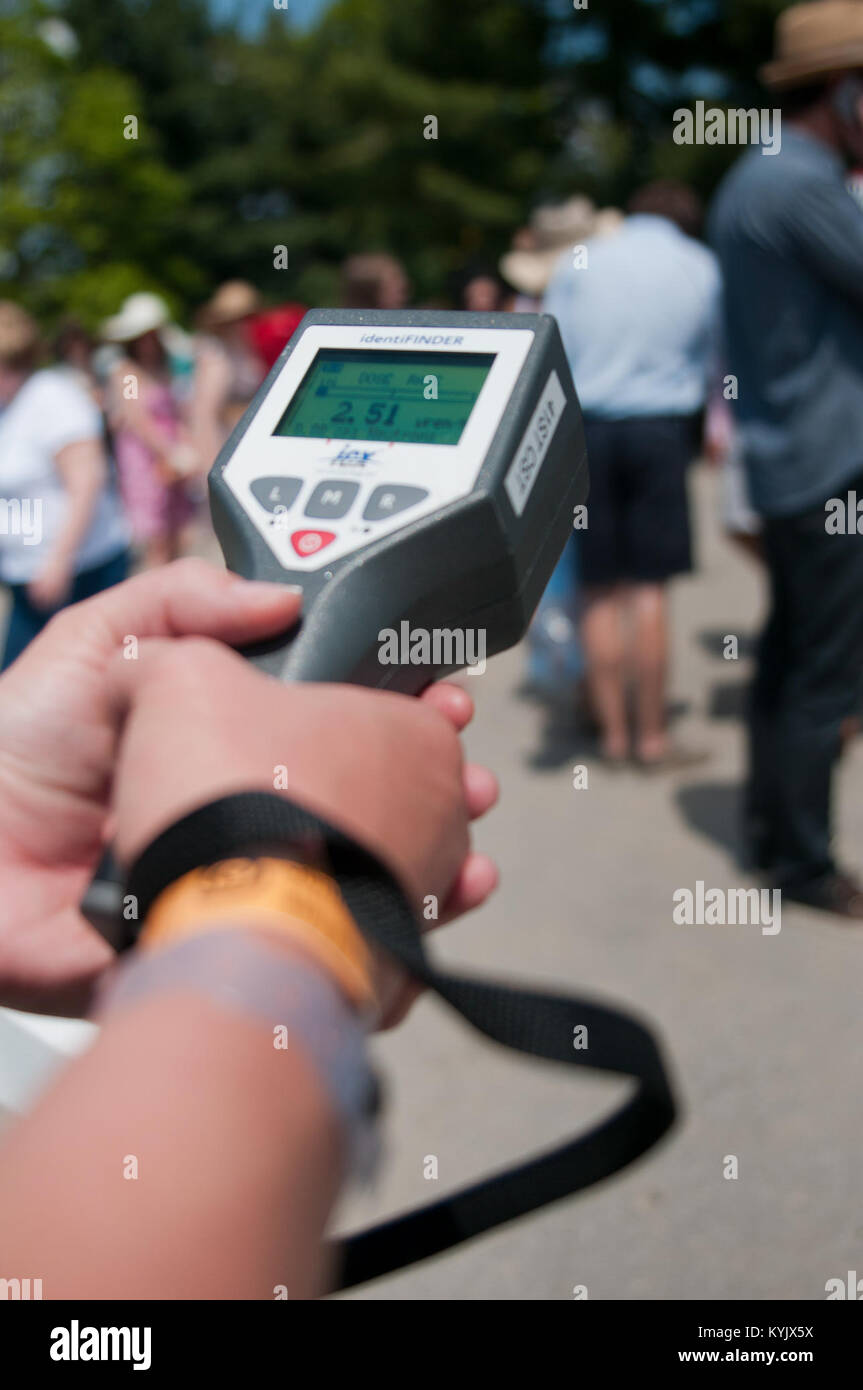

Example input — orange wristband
[137,856,376,1009]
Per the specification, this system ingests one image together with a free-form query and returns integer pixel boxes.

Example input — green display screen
[273,349,495,446]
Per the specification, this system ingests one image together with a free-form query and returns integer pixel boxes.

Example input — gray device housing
[209,308,588,693]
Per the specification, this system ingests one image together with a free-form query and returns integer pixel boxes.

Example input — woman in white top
[0,302,130,670]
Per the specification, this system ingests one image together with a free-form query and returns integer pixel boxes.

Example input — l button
[251,476,302,512]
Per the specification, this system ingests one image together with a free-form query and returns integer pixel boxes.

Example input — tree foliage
[0,0,796,323]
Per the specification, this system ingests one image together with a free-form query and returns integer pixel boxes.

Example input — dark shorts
[580,414,699,586]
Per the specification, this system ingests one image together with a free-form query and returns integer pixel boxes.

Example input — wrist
[136,856,378,1016]
[153,916,369,1017]
[96,930,382,1182]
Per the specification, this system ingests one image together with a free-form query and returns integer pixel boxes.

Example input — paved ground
[2,465,861,1300]
[337,464,863,1300]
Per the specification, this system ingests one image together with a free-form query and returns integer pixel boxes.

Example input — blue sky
[208,0,333,32]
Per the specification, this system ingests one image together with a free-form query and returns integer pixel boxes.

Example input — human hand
[108,640,498,1027]
[0,557,497,1022]
[0,559,304,1014]
[26,552,75,612]
[159,441,200,481]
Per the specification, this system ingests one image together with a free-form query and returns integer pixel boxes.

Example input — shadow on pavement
[523,689,692,771]
[675,780,743,863]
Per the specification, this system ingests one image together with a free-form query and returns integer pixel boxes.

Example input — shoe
[740,827,776,873]
[782,871,863,919]
[741,841,775,873]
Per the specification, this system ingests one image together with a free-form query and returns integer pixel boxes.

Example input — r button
[363,485,429,522]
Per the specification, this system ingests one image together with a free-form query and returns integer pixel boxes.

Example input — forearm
[115,399,177,459]
[50,471,104,565]
[188,358,229,467]
[0,959,346,1299]
[187,400,225,471]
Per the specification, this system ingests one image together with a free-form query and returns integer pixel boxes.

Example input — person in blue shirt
[710,0,863,917]
[544,181,720,768]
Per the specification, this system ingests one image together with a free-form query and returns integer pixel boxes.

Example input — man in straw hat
[710,1,863,916]
[500,198,614,305]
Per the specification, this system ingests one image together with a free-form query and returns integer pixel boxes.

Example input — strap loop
[125,791,676,1289]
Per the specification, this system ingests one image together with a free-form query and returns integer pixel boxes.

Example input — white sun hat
[101,291,172,344]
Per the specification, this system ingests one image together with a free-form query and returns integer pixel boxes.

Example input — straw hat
[760,1,863,90]
[101,292,171,344]
[0,301,40,368]
[500,198,622,296]
[198,280,261,329]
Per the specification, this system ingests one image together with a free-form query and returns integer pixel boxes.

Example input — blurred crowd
[525,0,863,923]
[0,280,308,669]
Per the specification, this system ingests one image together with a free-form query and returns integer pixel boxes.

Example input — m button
[305,480,360,519]
[362,485,428,521]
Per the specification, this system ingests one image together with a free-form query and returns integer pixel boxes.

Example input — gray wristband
[94,930,382,1182]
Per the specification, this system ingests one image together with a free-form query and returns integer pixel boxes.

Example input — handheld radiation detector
[209,309,588,690]
[83,311,678,1287]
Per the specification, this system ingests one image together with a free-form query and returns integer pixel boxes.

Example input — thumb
[33,558,302,662]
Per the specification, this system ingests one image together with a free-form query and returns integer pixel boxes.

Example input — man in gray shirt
[710,1,863,915]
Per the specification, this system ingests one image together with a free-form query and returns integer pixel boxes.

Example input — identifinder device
[209,309,588,689]
[87,310,676,1289]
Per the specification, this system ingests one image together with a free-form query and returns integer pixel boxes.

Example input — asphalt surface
[337,464,863,1300]
[2,465,861,1300]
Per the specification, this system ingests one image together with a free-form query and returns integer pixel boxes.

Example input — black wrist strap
[125,791,676,1290]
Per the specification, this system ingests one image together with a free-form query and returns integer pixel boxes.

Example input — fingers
[418,687,497,817]
[437,852,499,926]
[419,681,474,731]
[378,851,500,1026]
[102,633,223,719]
[375,980,423,1032]
[46,558,302,656]
[0,906,116,1017]
[463,763,498,820]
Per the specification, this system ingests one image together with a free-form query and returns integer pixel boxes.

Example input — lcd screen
[273,349,495,446]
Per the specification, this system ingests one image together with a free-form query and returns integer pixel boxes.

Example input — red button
[291,529,336,558]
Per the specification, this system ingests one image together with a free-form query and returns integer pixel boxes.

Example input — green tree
[0,2,193,327]
[3,0,803,324]
[62,0,560,305]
